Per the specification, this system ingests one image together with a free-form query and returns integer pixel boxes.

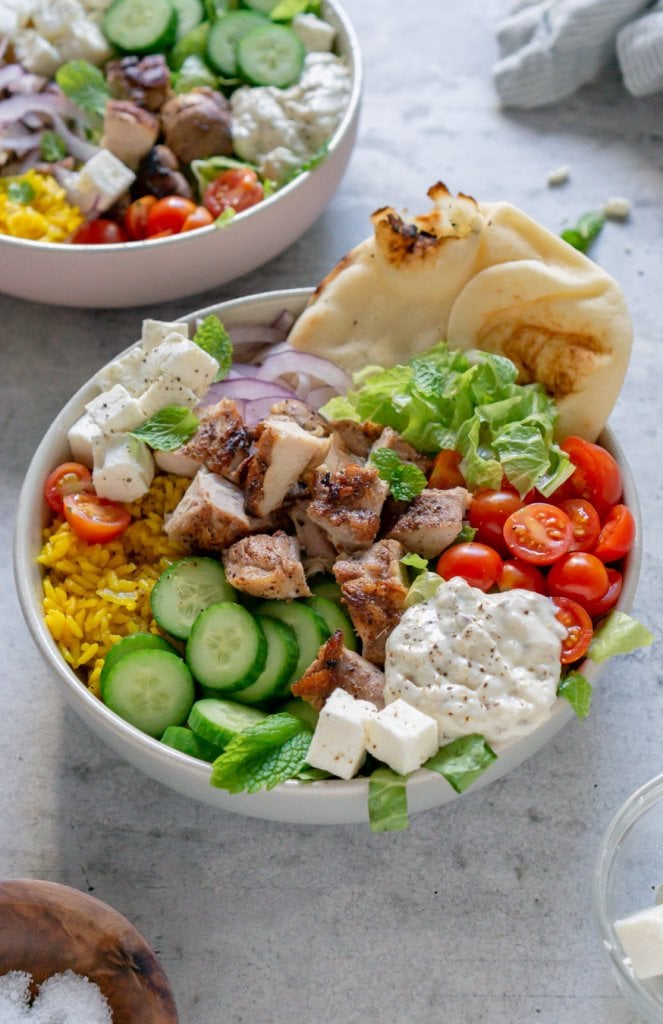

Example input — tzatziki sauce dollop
[384,577,568,750]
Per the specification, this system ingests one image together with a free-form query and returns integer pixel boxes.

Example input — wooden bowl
[0,879,178,1023]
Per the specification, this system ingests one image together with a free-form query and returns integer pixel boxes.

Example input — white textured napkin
[494,0,663,107]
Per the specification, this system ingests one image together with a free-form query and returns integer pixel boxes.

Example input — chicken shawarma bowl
[13,190,652,827]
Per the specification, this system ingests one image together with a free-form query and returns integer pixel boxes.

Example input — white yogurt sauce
[230,52,352,184]
[384,577,567,750]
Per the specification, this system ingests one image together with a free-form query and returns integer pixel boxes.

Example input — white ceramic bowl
[593,776,663,1024]
[13,288,643,825]
[0,2,361,309]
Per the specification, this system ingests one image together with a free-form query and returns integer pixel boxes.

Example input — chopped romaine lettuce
[588,610,654,663]
[404,570,444,608]
[558,672,592,719]
[193,315,232,381]
[368,767,410,832]
[424,734,497,793]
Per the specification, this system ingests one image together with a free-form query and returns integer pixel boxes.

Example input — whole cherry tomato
[558,436,623,519]
[428,449,465,490]
[203,168,264,217]
[593,504,636,563]
[503,502,573,565]
[469,487,524,556]
[497,559,547,595]
[546,551,610,607]
[124,195,158,240]
[71,219,128,244]
[146,195,197,236]
[63,492,131,543]
[44,462,92,516]
[436,542,503,592]
[557,498,601,552]
[552,596,594,664]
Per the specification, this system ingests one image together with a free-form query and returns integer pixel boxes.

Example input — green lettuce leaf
[193,314,232,380]
[210,713,313,793]
[370,448,428,502]
[588,611,654,663]
[558,671,592,719]
[130,406,199,451]
[40,131,68,162]
[400,552,429,575]
[191,154,258,194]
[424,734,496,793]
[55,60,110,118]
[561,211,605,254]
[404,571,444,608]
[368,767,410,832]
[270,0,322,21]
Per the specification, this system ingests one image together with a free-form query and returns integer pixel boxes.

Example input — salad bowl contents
[14,186,651,827]
[0,0,361,306]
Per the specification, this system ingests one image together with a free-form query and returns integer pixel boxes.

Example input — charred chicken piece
[306,463,388,554]
[327,419,383,459]
[100,100,159,171]
[106,54,172,112]
[243,415,331,519]
[133,145,193,200]
[164,468,268,553]
[161,87,233,165]
[180,398,252,485]
[222,531,311,600]
[333,540,409,665]
[291,629,386,710]
[386,486,472,559]
[288,500,338,577]
[269,399,330,437]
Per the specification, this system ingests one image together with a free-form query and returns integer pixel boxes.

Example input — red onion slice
[271,309,296,334]
[256,349,351,394]
[306,386,338,410]
[244,397,285,427]
[228,324,289,347]
[199,377,297,408]
[0,91,79,126]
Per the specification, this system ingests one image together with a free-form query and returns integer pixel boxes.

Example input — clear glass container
[593,775,663,1023]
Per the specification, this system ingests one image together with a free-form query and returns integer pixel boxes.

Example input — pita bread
[287,183,632,441]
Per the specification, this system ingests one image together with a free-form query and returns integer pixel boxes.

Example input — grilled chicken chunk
[164,468,266,552]
[386,486,472,559]
[270,399,330,437]
[288,500,337,577]
[291,630,386,710]
[328,419,383,459]
[306,463,388,554]
[222,530,311,599]
[333,540,409,665]
[244,415,331,518]
[180,398,252,484]
[370,426,433,475]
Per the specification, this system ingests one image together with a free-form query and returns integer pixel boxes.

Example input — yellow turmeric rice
[0,169,84,243]
[38,474,190,698]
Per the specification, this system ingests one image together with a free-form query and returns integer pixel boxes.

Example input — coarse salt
[0,970,113,1024]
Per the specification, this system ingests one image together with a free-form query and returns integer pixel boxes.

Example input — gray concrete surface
[2,2,662,1021]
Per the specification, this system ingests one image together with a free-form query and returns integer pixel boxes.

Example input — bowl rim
[12,286,643,824]
[0,0,363,255]
[592,774,663,1021]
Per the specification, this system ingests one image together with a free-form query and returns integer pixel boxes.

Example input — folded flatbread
[287,183,633,441]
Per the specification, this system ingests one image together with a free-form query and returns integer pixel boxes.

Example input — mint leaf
[424,734,496,793]
[40,131,68,162]
[370,447,428,502]
[193,314,232,381]
[588,610,654,663]
[130,405,199,451]
[558,671,592,719]
[210,713,313,793]
[55,60,110,118]
[561,211,605,254]
[7,179,35,204]
[368,767,410,832]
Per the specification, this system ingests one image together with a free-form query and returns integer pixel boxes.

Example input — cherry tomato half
[552,596,594,665]
[469,487,524,556]
[124,195,158,240]
[559,436,623,519]
[203,168,264,218]
[181,206,214,232]
[71,219,128,244]
[546,551,610,607]
[497,559,547,595]
[146,195,197,236]
[436,542,503,592]
[557,498,601,552]
[44,462,92,516]
[593,504,636,563]
[428,449,465,490]
[63,492,131,544]
[583,568,623,619]
[503,502,573,565]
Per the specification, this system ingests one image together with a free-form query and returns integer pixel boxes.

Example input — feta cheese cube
[306,688,377,780]
[86,384,146,436]
[14,29,60,75]
[603,196,632,221]
[292,13,337,52]
[139,372,199,417]
[154,448,201,477]
[67,411,102,468]
[72,149,135,216]
[95,347,151,397]
[93,433,154,502]
[614,904,663,979]
[145,337,219,397]
[365,699,439,776]
[141,319,190,352]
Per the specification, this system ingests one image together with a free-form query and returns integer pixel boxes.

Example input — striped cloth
[494,0,663,107]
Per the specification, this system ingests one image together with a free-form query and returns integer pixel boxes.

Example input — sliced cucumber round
[103,0,179,54]
[150,556,235,641]
[279,697,319,730]
[309,575,342,604]
[171,0,204,38]
[232,615,299,705]
[303,596,357,652]
[102,649,195,738]
[242,0,280,14]
[237,22,305,87]
[254,600,330,686]
[100,632,178,692]
[188,697,267,747]
[206,10,267,76]
[186,602,267,692]
[161,724,223,762]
